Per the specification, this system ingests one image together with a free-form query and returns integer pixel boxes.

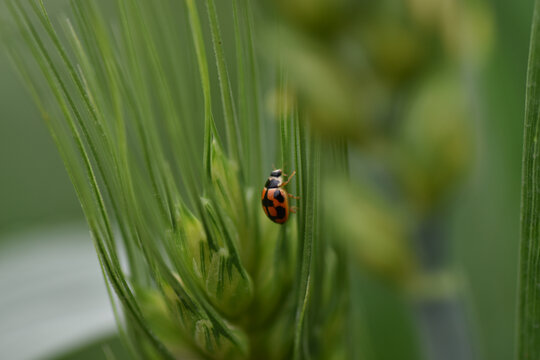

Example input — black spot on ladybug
[275,206,286,219]
[273,189,285,203]
[262,198,273,208]
[262,190,274,208]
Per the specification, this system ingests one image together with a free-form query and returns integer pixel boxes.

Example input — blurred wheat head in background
[1,0,493,359]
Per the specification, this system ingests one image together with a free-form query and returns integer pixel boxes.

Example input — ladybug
[261,169,298,224]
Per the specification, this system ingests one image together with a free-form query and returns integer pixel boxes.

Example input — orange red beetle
[261,169,298,224]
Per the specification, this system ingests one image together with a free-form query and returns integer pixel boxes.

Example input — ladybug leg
[288,193,300,200]
[282,169,295,177]
[290,206,298,214]
[280,170,296,187]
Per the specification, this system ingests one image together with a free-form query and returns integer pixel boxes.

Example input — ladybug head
[270,169,282,177]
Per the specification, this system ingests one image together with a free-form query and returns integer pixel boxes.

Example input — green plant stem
[518,0,540,358]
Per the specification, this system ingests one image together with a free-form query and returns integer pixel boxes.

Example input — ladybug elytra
[261,169,298,224]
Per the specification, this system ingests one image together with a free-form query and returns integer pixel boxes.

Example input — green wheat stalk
[2,0,350,358]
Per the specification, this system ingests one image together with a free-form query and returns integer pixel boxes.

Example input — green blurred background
[0,0,532,359]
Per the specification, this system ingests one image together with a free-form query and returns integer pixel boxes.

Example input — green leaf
[518,1,540,358]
